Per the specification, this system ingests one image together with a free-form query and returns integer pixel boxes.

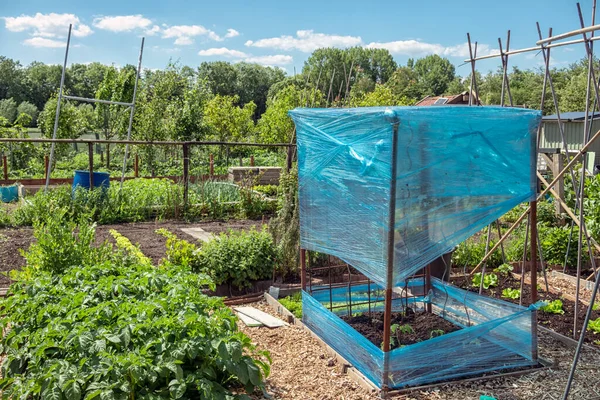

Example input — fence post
[2,155,7,181]
[250,155,255,166]
[239,156,243,166]
[88,142,94,189]
[209,153,214,176]
[134,154,139,178]
[44,155,49,181]
[286,145,293,172]
[183,143,189,209]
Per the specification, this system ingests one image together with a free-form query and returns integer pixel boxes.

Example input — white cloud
[243,54,293,66]
[23,37,65,48]
[145,25,161,36]
[245,30,361,52]
[198,47,248,57]
[224,28,239,38]
[93,15,152,33]
[3,13,92,38]
[162,24,222,45]
[366,40,497,58]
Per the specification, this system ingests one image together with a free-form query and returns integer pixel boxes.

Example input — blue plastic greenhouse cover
[290,106,541,286]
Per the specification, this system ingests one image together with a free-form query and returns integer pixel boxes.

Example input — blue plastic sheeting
[290,106,540,286]
[302,278,540,389]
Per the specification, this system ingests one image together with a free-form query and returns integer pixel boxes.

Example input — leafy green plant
[269,168,299,278]
[502,288,521,300]
[253,184,278,197]
[494,263,513,276]
[279,292,302,319]
[452,234,503,269]
[159,227,277,289]
[110,229,152,266]
[471,272,499,289]
[588,318,600,334]
[540,299,565,315]
[393,324,414,335]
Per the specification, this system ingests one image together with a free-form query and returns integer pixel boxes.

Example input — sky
[0,0,597,77]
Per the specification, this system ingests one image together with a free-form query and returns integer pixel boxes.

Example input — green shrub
[253,185,278,197]
[269,168,299,278]
[159,227,277,289]
[539,225,586,267]
[0,261,270,398]
[452,234,503,269]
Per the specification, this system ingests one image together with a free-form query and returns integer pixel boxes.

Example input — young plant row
[0,213,271,399]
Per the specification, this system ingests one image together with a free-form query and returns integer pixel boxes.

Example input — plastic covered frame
[290,106,541,287]
[302,278,539,389]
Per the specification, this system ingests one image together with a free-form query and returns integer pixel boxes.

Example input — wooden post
[183,143,189,208]
[531,200,538,303]
[250,155,255,166]
[209,154,214,176]
[88,142,94,189]
[239,156,243,166]
[2,155,8,180]
[134,154,139,178]
[300,249,307,291]
[425,264,432,313]
[44,155,49,181]
[552,153,564,217]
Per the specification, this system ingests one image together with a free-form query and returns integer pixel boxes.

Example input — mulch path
[452,274,600,347]
[240,300,600,400]
[341,310,460,349]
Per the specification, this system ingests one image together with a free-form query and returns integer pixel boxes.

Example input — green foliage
[253,184,278,197]
[159,227,277,289]
[17,101,38,126]
[279,292,302,319]
[269,168,299,278]
[452,234,503,269]
[0,253,270,398]
[110,229,152,266]
[502,288,521,300]
[430,329,445,339]
[348,84,411,107]
[588,318,600,334]
[413,55,456,96]
[493,263,513,276]
[540,225,585,267]
[540,299,565,315]
[393,324,414,335]
[22,211,108,275]
[205,94,256,143]
[471,272,498,289]
[0,97,17,123]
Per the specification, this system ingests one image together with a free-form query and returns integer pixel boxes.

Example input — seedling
[501,288,521,300]
[587,318,600,334]
[472,272,498,289]
[430,329,445,339]
[540,299,565,315]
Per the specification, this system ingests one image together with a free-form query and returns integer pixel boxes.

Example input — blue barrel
[0,185,19,203]
[72,170,110,194]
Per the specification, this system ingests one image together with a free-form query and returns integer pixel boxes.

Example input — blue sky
[0,0,596,76]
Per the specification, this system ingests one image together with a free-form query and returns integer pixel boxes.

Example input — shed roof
[542,111,600,121]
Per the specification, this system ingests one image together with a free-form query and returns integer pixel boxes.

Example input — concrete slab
[180,227,214,243]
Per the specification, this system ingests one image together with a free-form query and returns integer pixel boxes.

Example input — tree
[67,62,109,99]
[198,61,238,97]
[0,98,18,124]
[349,84,411,107]
[234,62,286,118]
[413,55,455,96]
[0,57,24,103]
[258,85,312,144]
[23,62,64,109]
[17,101,38,127]
[204,95,256,144]
[95,66,136,167]
[386,66,423,102]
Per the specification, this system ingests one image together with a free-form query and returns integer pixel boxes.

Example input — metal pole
[88,142,94,189]
[530,200,538,303]
[120,37,145,189]
[183,143,189,209]
[382,119,399,391]
[45,24,72,192]
[300,249,307,291]
[479,224,493,295]
[467,34,480,106]
[2,155,7,181]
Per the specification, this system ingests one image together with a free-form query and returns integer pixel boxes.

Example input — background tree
[413,55,455,96]
[16,101,38,127]
[197,61,238,97]
[0,57,24,103]
[386,66,422,102]
[23,62,64,109]
[0,98,18,124]
[205,95,256,143]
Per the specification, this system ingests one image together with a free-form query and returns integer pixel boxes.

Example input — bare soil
[0,219,267,288]
[452,274,600,347]
[341,310,460,349]
[0,227,34,285]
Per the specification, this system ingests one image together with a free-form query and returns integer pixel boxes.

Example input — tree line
[0,48,596,159]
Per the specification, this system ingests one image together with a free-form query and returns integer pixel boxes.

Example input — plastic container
[72,170,110,194]
[0,184,18,203]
